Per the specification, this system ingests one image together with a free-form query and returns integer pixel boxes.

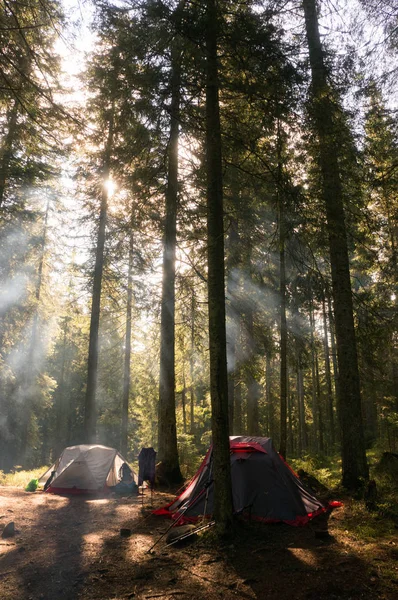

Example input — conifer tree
[205,0,233,531]
[302,0,368,488]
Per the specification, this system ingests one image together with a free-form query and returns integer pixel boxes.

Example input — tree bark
[322,292,335,449]
[226,216,240,433]
[19,195,50,461]
[297,350,307,453]
[205,0,233,532]
[234,376,243,434]
[315,344,325,453]
[279,199,288,458]
[84,111,114,444]
[287,373,294,456]
[189,289,195,434]
[309,301,320,452]
[303,0,368,488]
[157,41,183,483]
[55,316,69,457]
[182,375,187,434]
[246,308,260,435]
[0,99,18,209]
[327,291,340,407]
[265,352,272,437]
[121,221,134,458]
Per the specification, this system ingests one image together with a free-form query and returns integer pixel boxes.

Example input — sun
[104,178,116,197]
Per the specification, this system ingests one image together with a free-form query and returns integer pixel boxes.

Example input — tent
[154,436,338,526]
[39,444,137,495]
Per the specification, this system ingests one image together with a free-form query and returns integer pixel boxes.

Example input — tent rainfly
[39,444,137,494]
[154,436,341,526]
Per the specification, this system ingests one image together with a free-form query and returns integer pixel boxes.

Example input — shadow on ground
[85,505,386,600]
[1,489,396,600]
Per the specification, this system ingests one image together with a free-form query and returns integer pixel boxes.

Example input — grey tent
[154,436,339,525]
[39,444,137,494]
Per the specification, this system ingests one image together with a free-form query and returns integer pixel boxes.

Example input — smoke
[0,228,31,316]
[0,273,29,317]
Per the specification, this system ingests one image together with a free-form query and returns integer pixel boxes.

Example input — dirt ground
[1,486,397,600]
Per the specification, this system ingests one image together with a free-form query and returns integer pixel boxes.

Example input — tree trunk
[157,41,183,483]
[84,111,114,444]
[0,55,31,209]
[265,352,272,437]
[322,293,335,449]
[315,345,325,453]
[327,291,340,408]
[297,351,307,453]
[232,377,242,434]
[279,199,288,458]
[205,0,233,532]
[55,317,69,457]
[287,371,294,456]
[302,0,368,488]
[189,289,195,434]
[0,100,18,209]
[182,381,187,434]
[226,216,240,432]
[20,196,50,461]
[246,308,260,436]
[121,222,134,458]
[309,301,319,452]
[393,356,398,414]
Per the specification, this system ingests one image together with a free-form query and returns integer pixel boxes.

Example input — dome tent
[39,444,137,495]
[154,436,339,526]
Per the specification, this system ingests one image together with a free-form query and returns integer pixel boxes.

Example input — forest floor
[1,485,398,600]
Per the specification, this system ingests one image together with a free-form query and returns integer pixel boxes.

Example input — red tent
[154,436,340,526]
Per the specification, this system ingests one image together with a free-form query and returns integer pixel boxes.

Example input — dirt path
[1,487,397,599]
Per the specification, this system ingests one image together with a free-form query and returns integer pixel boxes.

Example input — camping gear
[138,447,157,505]
[25,478,38,492]
[148,497,197,553]
[166,521,215,547]
[154,436,339,526]
[138,447,156,488]
[39,444,137,495]
[111,462,138,496]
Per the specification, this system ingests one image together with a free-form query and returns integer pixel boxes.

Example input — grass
[0,466,48,488]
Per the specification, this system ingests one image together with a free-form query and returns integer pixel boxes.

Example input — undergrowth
[291,450,398,545]
[0,466,48,488]
[290,453,341,489]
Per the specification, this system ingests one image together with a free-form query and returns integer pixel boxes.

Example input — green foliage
[290,453,342,489]
[25,478,39,492]
[292,449,398,543]
[0,467,47,488]
[177,433,204,479]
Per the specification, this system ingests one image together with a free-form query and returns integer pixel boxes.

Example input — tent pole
[147,499,194,553]
[166,520,216,546]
